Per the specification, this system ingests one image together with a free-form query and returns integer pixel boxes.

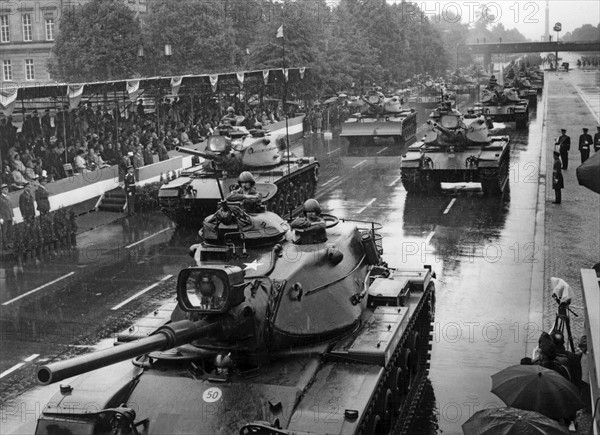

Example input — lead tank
[401,104,510,195]
[34,196,436,435]
[159,119,319,226]
[340,88,418,147]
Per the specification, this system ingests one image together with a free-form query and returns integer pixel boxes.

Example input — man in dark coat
[0,183,14,249]
[19,186,36,222]
[578,127,593,163]
[124,165,137,216]
[552,151,564,204]
[35,177,51,215]
[555,129,570,169]
[593,126,600,153]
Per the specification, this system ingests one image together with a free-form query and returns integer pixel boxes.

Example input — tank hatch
[202,209,289,244]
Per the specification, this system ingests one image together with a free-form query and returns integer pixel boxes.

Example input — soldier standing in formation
[0,184,14,249]
[555,129,571,170]
[36,175,51,215]
[578,127,593,163]
[19,186,36,222]
[552,151,564,204]
[124,165,137,216]
[594,126,600,153]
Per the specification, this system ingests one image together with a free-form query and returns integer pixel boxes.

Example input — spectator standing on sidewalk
[552,151,564,204]
[593,126,600,152]
[0,184,14,249]
[578,127,593,163]
[555,129,570,169]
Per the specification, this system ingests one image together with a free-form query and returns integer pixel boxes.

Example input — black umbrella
[491,365,584,419]
[462,407,568,435]
[576,151,600,194]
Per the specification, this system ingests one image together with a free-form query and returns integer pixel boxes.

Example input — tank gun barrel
[432,122,456,139]
[37,320,222,385]
[175,146,218,160]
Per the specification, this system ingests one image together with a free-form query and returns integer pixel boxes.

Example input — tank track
[357,283,436,435]
[480,151,510,196]
[401,168,422,193]
[267,164,319,217]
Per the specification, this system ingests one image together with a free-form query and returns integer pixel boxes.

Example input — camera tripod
[551,294,578,352]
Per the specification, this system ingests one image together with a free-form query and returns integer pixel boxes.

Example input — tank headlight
[177,266,245,313]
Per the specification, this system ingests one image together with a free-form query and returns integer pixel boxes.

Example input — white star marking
[244,260,263,271]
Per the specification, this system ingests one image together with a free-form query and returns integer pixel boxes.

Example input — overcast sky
[389,1,600,41]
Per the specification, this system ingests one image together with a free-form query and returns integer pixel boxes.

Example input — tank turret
[34,203,436,435]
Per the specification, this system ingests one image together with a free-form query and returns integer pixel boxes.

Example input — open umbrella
[576,151,600,194]
[462,407,568,435]
[491,365,584,419]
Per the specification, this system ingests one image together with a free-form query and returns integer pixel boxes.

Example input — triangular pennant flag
[0,84,19,116]
[283,68,289,83]
[67,84,84,109]
[276,25,283,38]
[299,67,306,80]
[209,75,219,92]
[126,80,142,102]
[262,70,270,85]
[170,76,182,96]
[236,72,245,89]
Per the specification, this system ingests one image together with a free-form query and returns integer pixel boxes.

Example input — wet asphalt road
[1,94,543,434]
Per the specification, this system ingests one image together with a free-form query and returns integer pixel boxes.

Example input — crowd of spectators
[0,95,290,192]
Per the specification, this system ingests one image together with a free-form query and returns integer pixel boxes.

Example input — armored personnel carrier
[158,120,319,226]
[474,83,529,129]
[401,104,510,195]
[34,195,436,435]
[340,88,418,147]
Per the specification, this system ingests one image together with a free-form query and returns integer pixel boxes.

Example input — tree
[49,0,142,82]
[142,0,239,76]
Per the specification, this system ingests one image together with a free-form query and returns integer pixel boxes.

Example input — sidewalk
[542,68,600,433]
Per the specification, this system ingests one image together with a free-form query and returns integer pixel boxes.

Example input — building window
[45,17,55,41]
[25,59,35,80]
[0,15,9,43]
[3,60,12,81]
[22,14,32,42]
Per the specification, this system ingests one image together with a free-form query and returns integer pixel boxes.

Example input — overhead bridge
[459,40,599,70]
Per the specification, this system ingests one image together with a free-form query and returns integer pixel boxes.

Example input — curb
[526,78,549,357]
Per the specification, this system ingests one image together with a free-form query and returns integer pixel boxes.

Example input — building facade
[0,0,146,87]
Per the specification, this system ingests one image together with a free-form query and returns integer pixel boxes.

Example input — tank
[340,88,418,147]
[34,198,436,435]
[504,68,538,104]
[401,103,511,195]
[158,120,319,226]
[473,78,529,129]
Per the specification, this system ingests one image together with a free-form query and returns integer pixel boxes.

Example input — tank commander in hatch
[227,171,262,213]
[291,199,325,229]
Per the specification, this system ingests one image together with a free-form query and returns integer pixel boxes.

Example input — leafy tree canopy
[50,0,142,82]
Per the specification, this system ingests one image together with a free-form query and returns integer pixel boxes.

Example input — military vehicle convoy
[401,104,510,195]
[34,195,436,435]
[340,88,418,147]
[158,120,319,226]
[473,77,529,129]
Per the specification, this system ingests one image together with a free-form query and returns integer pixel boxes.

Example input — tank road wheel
[382,389,395,434]
[371,414,384,435]
[392,367,406,413]
[276,195,286,216]
[399,348,413,394]
[298,184,307,202]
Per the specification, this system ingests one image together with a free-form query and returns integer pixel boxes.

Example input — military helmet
[238,171,255,185]
[303,198,321,214]
[227,106,235,113]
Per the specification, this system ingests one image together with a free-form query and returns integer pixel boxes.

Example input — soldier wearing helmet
[291,199,325,229]
[221,106,238,125]
[227,171,261,207]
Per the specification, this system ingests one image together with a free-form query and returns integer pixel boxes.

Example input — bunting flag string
[0,84,19,116]
[170,76,183,96]
[299,67,306,80]
[209,75,219,92]
[67,84,85,109]
[126,80,143,103]
[236,72,245,89]
[263,70,270,85]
